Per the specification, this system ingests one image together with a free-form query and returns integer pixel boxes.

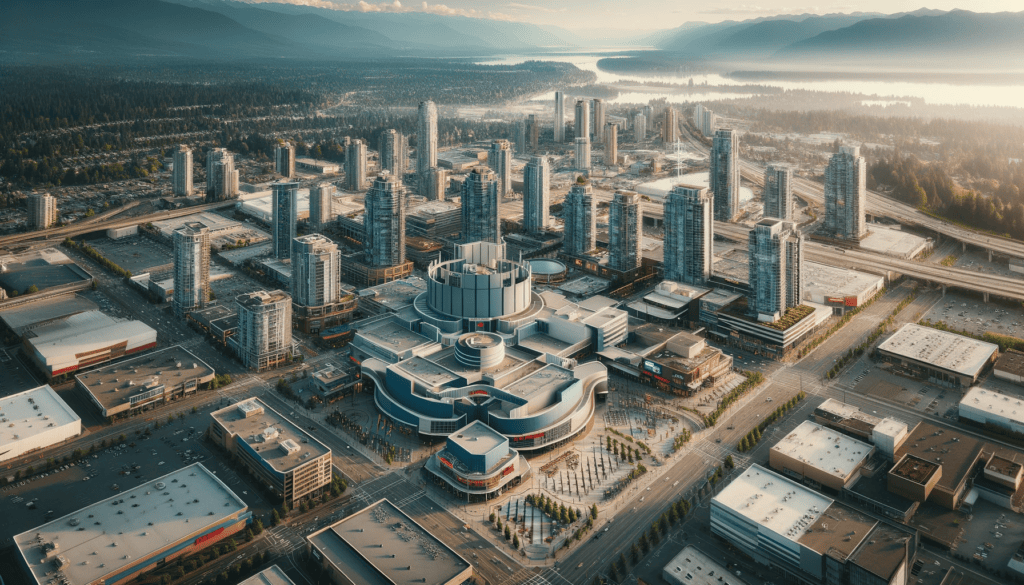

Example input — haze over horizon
[235,0,1024,31]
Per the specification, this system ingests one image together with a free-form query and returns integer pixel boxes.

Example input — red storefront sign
[502,464,515,476]
[440,457,453,468]
[469,390,488,396]
[845,296,858,307]
[195,527,224,546]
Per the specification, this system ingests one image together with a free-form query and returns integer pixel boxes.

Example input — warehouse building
[960,387,1024,435]
[0,385,81,463]
[0,294,98,338]
[15,463,250,585]
[801,262,884,315]
[876,324,998,388]
[711,465,916,585]
[426,420,529,501]
[307,499,472,585]
[75,346,215,418]
[994,349,1024,385]
[24,311,158,379]
[209,398,332,507]
[239,566,296,585]
[812,398,909,459]
[663,546,749,585]
[769,420,875,491]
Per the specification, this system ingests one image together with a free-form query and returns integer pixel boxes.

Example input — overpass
[712,220,1024,302]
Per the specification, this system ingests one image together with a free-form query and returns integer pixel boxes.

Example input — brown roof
[797,503,876,559]
[894,422,986,495]
[850,524,912,581]
[890,454,941,485]
[995,349,1024,377]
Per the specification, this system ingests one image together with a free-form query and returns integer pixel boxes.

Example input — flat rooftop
[802,261,884,299]
[26,311,156,364]
[359,277,427,310]
[663,545,749,585]
[877,324,998,377]
[307,499,471,585]
[860,224,929,259]
[796,502,877,558]
[558,276,609,297]
[713,464,833,542]
[236,289,290,308]
[449,420,506,456]
[772,421,874,482]
[891,453,941,485]
[0,384,80,443]
[816,398,882,427]
[392,356,460,389]
[15,463,247,585]
[0,294,98,336]
[502,364,575,406]
[408,200,461,217]
[76,346,215,411]
[238,565,295,585]
[211,398,330,473]
[995,349,1024,378]
[848,522,913,581]
[961,386,1024,424]
[357,318,434,354]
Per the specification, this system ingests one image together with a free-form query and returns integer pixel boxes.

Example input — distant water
[477,54,1024,108]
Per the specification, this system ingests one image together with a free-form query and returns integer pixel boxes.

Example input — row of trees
[606,494,691,582]
[737,393,805,452]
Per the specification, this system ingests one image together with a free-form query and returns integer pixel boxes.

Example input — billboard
[643,360,661,375]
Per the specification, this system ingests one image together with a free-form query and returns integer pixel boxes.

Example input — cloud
[240,0,518,21]
[507,2,567,13]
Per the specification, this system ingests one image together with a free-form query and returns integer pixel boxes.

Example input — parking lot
[0,400,275,549]
[957,500,1024,572]
[87,235,174,275]
[922,292,1024,338]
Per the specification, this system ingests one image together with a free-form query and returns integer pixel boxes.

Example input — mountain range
[1,1,1021,68]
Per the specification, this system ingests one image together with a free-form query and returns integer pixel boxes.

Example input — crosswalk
[498,569,549,585]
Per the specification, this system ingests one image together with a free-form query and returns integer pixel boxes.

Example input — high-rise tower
[423,167,447,201]
[291,234,341,308]
[553,92,565,143]
[763,164,794,221]
[272,182,298,260]
[609,191,642,272]
[345,139,367,192]
[236,290,292,372]
[662,107,679,143]
[380,129,407,178]
[710,128,740,222]
[27,193,57,230]
[593,99,606,142]
[488,139,513,198]
[748,218,803,322]
[563,178,596,256]
[604,123,618,167]
[664,185,713,286]
[172,222,210,318]
[309,183,336,230]
[574,137,591,172]
[364,173,406,267]
[575,99,590,141]
[522,156,550,233]
[461,168,500,244]
[634,113,647,142]
[172,145,193,197]
[824,145,867,241]
[527,114,539,150]
[206,148,238,200]
[275,142,295,178]
[417,100,438,177]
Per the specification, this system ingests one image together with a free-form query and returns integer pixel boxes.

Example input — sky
[244,0,1024,30]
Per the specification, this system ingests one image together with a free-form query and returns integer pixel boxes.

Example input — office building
[514,119,527,154]
[236,290,292,371]
[747,218,803,322]
[711,128,740,221]
[527,114,539,150]
[763,164,794,220]
[609,190,642,272]
[825,145,867,241]
[461,168,500,244]
[0,385,80,463]
[563,177,596,256]
[522,156,550,232]
[172,144,193,196]
[307,499,472,585]
[604,122,618,166]
[364,173,406,267]
[634,112,646,142]
[664,185,713,286]
[292,234,341,307]
[712,465,915,585]
[206,148,238,200]
[309,183,335,229]
[172,221,210,317]
[575,98,590,141]
[272,182,298,260]
[593,98,606,142]
[240,567,295,585]
[379,128,407,177]
[662,106,679,143]
[418,100,438,177]
[770,420,875,490]
[345,139,367,191]
[574,137,591,172]
[664,546,748,585]
[27,192,57,230]
[694,104,717,137]
[15,464,249,585]
[427,420,529,501]
[876,323,998,388]
[488,139,513,197]
[210,398,331,506]
[275,141,296,178]
[423,166,448,201]
[554,91,565,142]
